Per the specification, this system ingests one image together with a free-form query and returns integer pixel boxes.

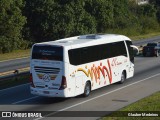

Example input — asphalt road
[0,56,160,120]
[0,35,160,73]
[0,57,30,73]
[132,35,160,45]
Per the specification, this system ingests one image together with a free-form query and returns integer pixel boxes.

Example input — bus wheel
[119,71,126,84]
[83,82,91,97]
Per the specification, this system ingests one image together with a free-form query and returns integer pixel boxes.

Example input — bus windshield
[32,45,63,61]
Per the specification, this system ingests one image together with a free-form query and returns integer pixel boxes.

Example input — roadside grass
[130,32,160,40]
[0,49,30,61]
[102,91,160,120]
[0,74,29,90]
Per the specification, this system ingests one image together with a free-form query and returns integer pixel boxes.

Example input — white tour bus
[30,34,138,97]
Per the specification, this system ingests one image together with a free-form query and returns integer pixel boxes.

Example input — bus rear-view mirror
[131,45,139,56]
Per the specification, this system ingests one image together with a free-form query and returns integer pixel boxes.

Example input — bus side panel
[63,63,75,97]
[67,40,135,96]
[69,56,128,92]
[67,64,85,96]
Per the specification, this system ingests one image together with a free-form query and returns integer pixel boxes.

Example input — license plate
[43,91,49,94]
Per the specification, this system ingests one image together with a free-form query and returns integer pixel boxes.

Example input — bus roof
[35,34,131,48]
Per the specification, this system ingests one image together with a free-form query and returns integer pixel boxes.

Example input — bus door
[125,41,134,77]
[75,76,83,95]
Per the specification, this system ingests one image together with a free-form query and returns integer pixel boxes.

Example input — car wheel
[119,71,126,84]
[83,82,91,97]
[156,51,159,57]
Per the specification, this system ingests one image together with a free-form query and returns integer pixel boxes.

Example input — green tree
[24,0,97,42]
[85,0,114,32]
[0,0,26,53]
[24,0,56,42]
[69,0,97,35]
[150,0,160,22]
[113,0,133,29]
[23,0,160,45]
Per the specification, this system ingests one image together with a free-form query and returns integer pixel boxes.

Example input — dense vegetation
[0,0,160,53]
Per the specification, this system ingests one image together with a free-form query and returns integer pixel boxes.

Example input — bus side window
[109,41,127,58]
[90,45,101,62]
[81,48,89,64]
[68,49,81,65]
[100,44,111,59]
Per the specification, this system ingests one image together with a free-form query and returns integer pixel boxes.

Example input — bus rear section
[30,45,69,97]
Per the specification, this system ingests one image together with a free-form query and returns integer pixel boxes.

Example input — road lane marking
[0,83,39,105]
[34,73,160,120]
[0,57,30,63]
[0,83,30,92]
[12,96,39,104]
[0,70,16,76]
[0,67,30,76]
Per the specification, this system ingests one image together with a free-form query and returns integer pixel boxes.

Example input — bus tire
[83,82,91,97]
[119,71,126,84]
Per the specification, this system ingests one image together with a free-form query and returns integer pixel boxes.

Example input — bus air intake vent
[34,66,60,74]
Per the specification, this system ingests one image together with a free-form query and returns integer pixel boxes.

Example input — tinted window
[100,44,111,59]
[68,48,81,65]
[110,41,127,57]
[68,45,101,65]
[68,41,127,65]
[32,45,63,61]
